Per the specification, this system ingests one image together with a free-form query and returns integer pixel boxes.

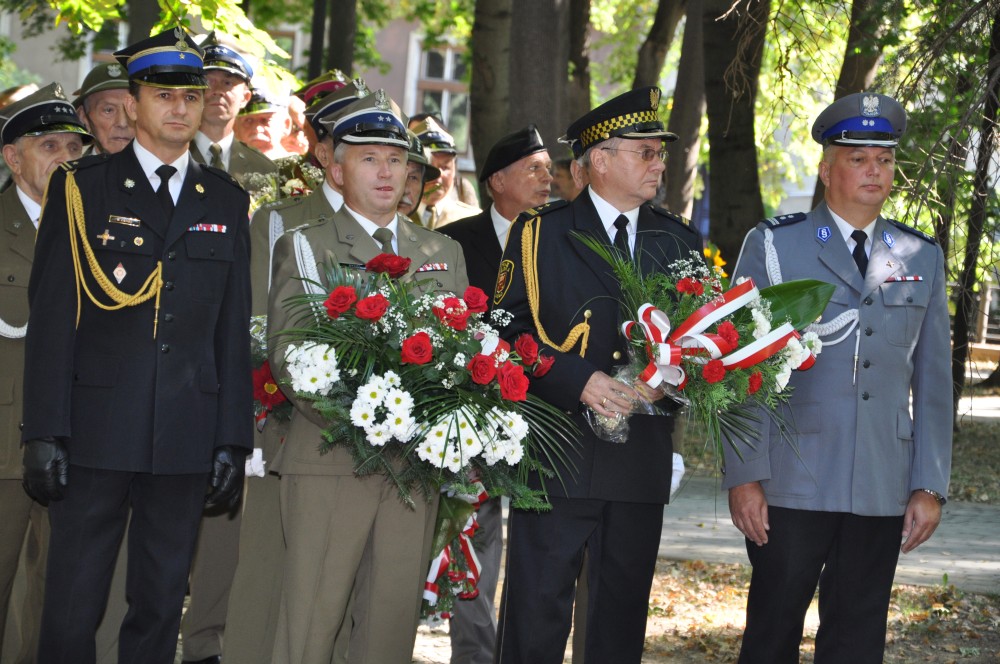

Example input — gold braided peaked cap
[561,86,676,158]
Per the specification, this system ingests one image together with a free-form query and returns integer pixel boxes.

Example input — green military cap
[811,92,907,147]
[411,116,456,154]
[0,82,93,147]
[239,88,288,116]
[406,129,441,180]
[320,89,409,148]
[72,62,130,109]
[113,26,207,89]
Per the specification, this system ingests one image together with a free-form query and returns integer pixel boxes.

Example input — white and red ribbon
[423,483,488,608]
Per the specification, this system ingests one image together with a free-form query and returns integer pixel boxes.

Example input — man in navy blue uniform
[492,87,701,664]
[20,27,252,664]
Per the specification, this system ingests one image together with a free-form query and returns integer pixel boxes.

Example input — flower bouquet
[249,315,292,432]
[573,233,834,460]
[238,157,325,213]
[273,254,578,511]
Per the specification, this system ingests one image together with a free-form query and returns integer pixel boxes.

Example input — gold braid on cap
[521,217,589,357]
[579,109,658,150]
[64,171,164,337]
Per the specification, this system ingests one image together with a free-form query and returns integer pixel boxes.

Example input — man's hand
[22,437,69,506]
[581,371,642,418]
[729,481,769,546]
[901,490,942,554]
[205,445,247,509]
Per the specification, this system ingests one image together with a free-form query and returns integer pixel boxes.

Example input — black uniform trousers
[738,506,904,664]
[495,497,663,664]
[38,466,207,664]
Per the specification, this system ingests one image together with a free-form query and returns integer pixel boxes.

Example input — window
[406,37,472,168]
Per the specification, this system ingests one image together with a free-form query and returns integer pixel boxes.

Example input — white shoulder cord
[762,228,858,347]
[292,229,326,323]
[0,318,27,339]
[266,210,286,293]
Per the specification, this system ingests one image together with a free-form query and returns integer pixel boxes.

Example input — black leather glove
[205,445,247,509]
[22,437,69,506]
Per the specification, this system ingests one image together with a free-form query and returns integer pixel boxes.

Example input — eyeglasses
[600,146,668,163]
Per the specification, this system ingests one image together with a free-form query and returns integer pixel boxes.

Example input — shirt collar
[588,187,639,239]
[322,181,344,213]
[828,208,877,251]
[132,140,189,191]
[193,131,235,167]
[344,205,400,253]
[490,203,514,249]
[15,186,41,228]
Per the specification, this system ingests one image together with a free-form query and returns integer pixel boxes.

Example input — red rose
[252,361,287,409]
[747,371,763,395]
[433,297,471,331]
[677,277,704,296]
[466,354,497,385]
[400,331,434,365]
[463,286,489,313]
[497,362,529,401]
[702,359,726,384]
[355,293,390,321]
[532,354,554,377]
[366,253,412,278]
[324,285,357,319]
[514,334,539,365]
[489,339,511,360]
[716,320,739,348]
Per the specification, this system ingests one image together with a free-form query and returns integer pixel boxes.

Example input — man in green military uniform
[0,82,91,664]
[73,63,134,156]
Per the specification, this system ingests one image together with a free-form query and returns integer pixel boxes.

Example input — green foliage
[0,36,40,88]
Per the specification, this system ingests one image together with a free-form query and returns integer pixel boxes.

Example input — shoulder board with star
[649,205,698,236]
[761,212,807,228]
[520,199,570,220]
[887,218,936,244]
[201,164,241,188]
[59,153,108,172]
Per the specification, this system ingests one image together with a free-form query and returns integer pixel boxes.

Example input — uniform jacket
[21,144,253,474]
[495,188,702,504]
[722,203,952,516]
[0,187,33,479]
[414,197,480,231]
[438,209,504,299]
[191,139,277,185]
[267,206,469,477]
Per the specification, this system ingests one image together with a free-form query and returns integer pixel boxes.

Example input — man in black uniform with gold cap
[20,27,252,664]
[492,87,701,664]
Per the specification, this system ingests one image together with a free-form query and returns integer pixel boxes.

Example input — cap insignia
[107,64,122,78]
[374,89,390,111]
[650,88,660,109]
[862,94,880,117]
[175,26,188,51]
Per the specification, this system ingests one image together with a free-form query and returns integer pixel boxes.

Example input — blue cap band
[822,116,895,141]
[128,49,204,77]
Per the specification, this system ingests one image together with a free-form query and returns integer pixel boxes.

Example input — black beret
[479,124,546,182]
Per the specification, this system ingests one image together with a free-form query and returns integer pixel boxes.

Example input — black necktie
[155,164,176,217]
[851,229,868,277]
[373,227,395,255]
[613,214,630,259]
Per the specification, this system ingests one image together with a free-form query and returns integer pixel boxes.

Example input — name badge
[109,215,140,227]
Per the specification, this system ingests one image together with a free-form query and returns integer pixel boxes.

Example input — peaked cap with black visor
[113,27,208,89]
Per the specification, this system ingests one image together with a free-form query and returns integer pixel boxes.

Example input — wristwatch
[917,488,946,505]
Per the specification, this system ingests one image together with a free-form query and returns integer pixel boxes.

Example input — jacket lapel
[117,147,170,239]
[2,188,35,262]
[165,160,209,247]
[813,204,866,294]
[567,190,622,296]
[864,218,902,294]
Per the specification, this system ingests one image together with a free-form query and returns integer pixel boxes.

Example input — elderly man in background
[0,83,91,664]
[73,63,133,156]
[411,116,479,229]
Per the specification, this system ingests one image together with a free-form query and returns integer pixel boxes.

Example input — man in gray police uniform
[723,92,953,663]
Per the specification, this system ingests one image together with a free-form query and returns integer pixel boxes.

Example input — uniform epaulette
[649,205,698,236]
[201,164,241,188]
[887,218,936,244]
[762,212,807,228]
[261,195,306,213]
[520,199,570,220]
[60,153,108,172]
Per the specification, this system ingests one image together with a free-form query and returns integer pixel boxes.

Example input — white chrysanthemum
[481,438,505,466]
[497,410,529,443]
[453,412,484,459]
[801,331,822,356]
[783,337,806,368]
[365,423,392,446]
[357,379,387,407]
[751,307,771,339]
[442,443,466,474]
[384,388,414,415]
[416,423,451,466]
[349,398,378,430]
[774,364,793,393]
[383,370,401,388]
[502,438,525,465]
[387,412,417,442]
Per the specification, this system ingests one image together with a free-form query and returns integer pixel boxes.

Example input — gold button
[583,309,592,319]
[134,237,144,246]
[612,351,622,360]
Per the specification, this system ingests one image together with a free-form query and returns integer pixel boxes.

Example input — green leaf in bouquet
[430,495,476,557]
[758,279,835,331]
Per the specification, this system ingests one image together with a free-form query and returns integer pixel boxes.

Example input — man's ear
[2,144,19,173]
[488,171,504,195]
[123,92,139,124]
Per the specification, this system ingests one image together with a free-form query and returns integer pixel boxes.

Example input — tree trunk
[127,2,159,41]
[565,0,592,134]
[632,0,686,89]
[811,0,890,208]
[509,0,569,151]
[951,5,1000,420]
[702,0,769,263]
[664,0,705,219]
[932,72,973,257]
[308,0,328,80]
[470,0,513,201]
[326,0,356,74]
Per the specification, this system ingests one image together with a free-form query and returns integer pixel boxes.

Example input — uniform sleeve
[21,168,77,443]
[213,191,254,451]
[908,242,953,496]
[720,225,775,489]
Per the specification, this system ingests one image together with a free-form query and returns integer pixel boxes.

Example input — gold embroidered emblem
[494,259,515,306]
